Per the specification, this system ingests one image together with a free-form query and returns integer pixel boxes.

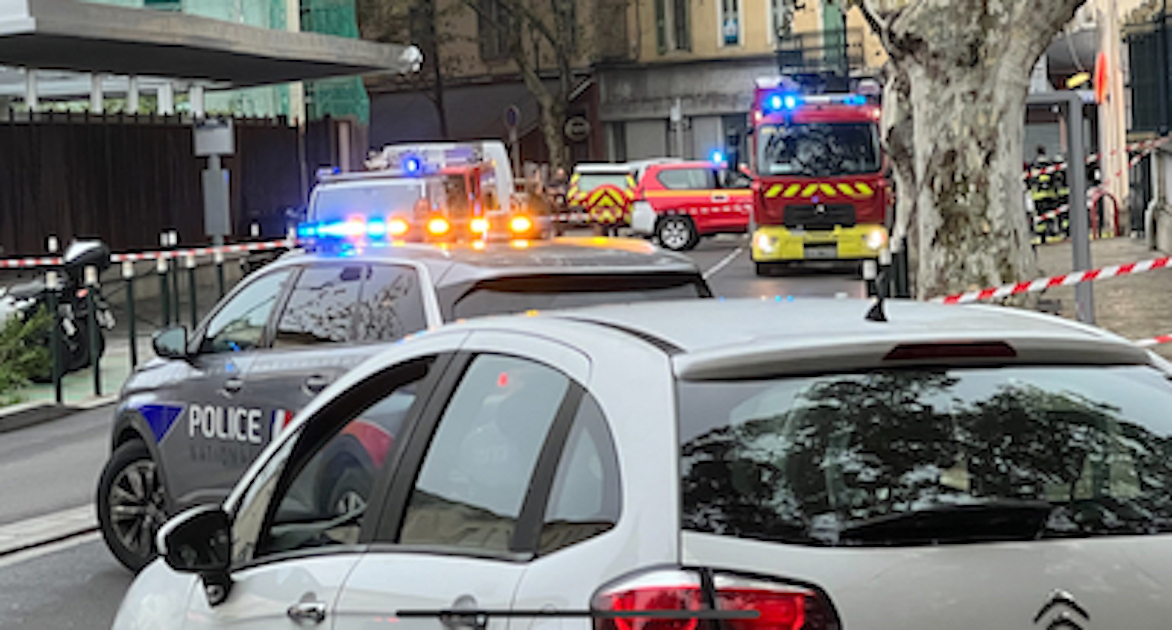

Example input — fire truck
[301,141,546,244]
[746,77,892,276]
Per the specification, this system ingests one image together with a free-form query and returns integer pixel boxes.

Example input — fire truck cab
[748,77,891,275]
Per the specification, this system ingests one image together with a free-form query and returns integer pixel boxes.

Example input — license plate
[805,244,838,260]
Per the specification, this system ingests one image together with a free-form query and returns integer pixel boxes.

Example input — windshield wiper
[832,499,1054,546]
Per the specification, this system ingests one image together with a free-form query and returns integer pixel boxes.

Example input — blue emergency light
[402,155,423,174]
[764,93,800,113]
[710,150,726,164]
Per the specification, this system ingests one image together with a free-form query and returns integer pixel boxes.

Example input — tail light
[592,569,837,630]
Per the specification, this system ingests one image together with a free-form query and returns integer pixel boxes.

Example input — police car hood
[427,238,701,288]
[684,530,1172,629]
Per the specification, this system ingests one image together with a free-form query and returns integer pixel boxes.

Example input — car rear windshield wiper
[832,499,1055,546]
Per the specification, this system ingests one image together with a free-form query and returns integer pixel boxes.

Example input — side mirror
[158,505,234,605]
[153,327,189,359]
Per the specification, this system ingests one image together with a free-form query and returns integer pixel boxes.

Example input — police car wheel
[656,217,697,251]
[97,440,166,572]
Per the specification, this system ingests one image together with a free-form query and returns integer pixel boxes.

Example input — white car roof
[519,298,1153,379]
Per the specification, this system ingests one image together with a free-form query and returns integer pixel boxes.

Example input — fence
[0,111,345,256]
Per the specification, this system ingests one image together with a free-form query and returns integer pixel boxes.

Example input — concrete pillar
[285,0,306,123]
[25,69,38,111]
[190,85,205,118]
[127,75,140,114]
[90,73,105,114]
[158,82,174,115]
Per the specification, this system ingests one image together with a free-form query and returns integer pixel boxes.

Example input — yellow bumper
[751,224,888,261]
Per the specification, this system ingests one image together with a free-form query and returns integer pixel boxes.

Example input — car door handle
[221,378,243,395]
[287,600,327,624]
[303,375,331,394]
[711,194,729,202]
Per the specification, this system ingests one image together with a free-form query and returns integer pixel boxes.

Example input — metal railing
[776,28,866,78]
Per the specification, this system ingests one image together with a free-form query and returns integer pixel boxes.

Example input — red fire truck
[747,77,893,276]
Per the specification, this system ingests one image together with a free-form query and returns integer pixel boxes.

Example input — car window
[539,393,621,555]
[354,264,428,342]
[574,173,631,192]
[231,357,437,564]
[399,354,571,553]
[273,265,363,347]
[678,365,1172,547]
[657,168,715,190]
[201,269,293,354]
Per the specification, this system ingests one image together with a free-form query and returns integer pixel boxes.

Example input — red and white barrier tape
[0,239,292,269]
[109,238,292,263]
[1136,334,1172,348]
[931,255,1172,305]
[0,256,63,269]
[1031,152,1146,226]
[553,212,590,223]
[1024,137,1169,180]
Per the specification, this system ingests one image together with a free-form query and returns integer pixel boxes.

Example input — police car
[97,235,710,571]
[113,297,1172,629]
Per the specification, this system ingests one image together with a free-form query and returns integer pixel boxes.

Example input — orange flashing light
[509,215,533,233]
[388,218,410,236]
[470,218,490,234]
[427,217,451,236]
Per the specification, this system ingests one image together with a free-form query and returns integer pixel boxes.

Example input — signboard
[564,116,591,142]
[194,117,235,157]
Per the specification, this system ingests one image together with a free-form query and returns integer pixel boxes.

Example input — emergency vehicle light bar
[761,92,869,114]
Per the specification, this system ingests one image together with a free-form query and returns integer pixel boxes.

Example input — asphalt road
[0,239,864,629]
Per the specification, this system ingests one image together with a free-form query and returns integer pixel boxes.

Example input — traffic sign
[564,116,591,142]
[505,105,521,130]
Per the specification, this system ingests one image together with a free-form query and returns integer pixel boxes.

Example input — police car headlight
[754,233,779,254]
[864,228,888,251]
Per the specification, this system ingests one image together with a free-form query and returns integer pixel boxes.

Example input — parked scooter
[0,240,115,377]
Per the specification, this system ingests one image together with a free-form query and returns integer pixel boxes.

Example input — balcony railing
[776,28,865,78]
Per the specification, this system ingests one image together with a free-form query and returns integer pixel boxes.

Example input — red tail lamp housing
[592,569,838,630]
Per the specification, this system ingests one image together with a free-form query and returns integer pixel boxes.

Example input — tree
[843,0,1086,299]
[468,0,580,171]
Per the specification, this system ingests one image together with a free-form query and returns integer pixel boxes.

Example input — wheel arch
[108,409,176,514]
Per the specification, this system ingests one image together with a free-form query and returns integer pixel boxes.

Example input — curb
[0,395,117,434]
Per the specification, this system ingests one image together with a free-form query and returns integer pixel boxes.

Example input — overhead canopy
[0,0,422,86]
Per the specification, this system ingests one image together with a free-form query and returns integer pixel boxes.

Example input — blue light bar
[764,93,800,113]
[402,155,422,174]
[710,150,725,164]
[843,95,867,106]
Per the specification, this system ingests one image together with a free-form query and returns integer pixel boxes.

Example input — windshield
[678,365,1172,547]
[310,180,425,223]
[451,275,706,319]
[574,173,632,192]
[757,123,881,177]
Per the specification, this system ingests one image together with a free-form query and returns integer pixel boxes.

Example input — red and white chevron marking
[1136,334,1172,348]
[932,255,1172,305]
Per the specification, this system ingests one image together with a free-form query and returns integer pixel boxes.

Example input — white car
[113,298,1172,629]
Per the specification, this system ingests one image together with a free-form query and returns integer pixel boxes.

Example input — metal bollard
[214,250,225,299]
[186,253,198,328]
[46,270,62,405]
[878,247,894,299]
[168,232,181,320]
[85,265,101,397]
[158,257,170,326]
[862,259,879,298]
[122,260,137,369]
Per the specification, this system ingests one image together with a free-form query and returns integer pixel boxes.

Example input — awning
[0,0,421,86]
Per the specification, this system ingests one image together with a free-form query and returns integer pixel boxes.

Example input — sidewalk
[13,335,155,408]
[1034,236,1172,359]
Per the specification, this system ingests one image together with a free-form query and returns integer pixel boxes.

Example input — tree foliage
[0,306,52,403]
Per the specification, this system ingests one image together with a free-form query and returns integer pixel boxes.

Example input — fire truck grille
[784,204,856,230]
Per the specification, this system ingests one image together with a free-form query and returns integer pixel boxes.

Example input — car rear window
[451,274,707,319]
[678,365,1172,547]
[574,173,632,192]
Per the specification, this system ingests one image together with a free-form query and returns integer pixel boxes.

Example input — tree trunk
[860,0,1084,299]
